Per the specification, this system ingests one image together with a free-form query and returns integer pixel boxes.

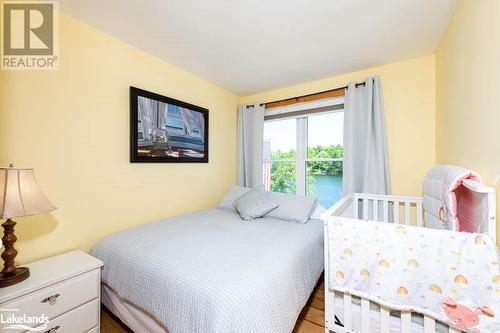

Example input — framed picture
[130,87,209,163]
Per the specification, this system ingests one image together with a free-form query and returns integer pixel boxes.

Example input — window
[306,112,343,207]
[263,118,297,194]
[263,106,343,208]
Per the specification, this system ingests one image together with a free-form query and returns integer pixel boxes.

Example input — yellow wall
[242,55,437,197]
[436,0,500,242]
[5,1,497,264]
[0,14,240,264]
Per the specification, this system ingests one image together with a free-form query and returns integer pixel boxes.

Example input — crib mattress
[333,292,448,333]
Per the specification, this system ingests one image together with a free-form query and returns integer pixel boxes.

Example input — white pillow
[232,190,279,221]
[310,203,326,220]
[265,192,318,223]
[218,186,251,211]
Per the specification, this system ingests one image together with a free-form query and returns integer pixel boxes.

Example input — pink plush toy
[443,297,494,332]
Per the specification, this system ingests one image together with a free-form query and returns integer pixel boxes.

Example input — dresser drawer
[0,270,99,330]
[34,298,99,333]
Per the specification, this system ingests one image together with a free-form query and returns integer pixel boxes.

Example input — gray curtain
[237,104,265,188]
[343,76,391,195]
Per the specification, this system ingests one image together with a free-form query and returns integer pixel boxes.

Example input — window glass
[267,162,296,194]
[263,110,344,207]
[306,161,343,207]
[263,119,296,193]
[307,112,343,157]
[307,112,343,207]
[263,118,296,160]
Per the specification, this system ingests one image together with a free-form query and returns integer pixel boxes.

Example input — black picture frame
[130,86,209,163]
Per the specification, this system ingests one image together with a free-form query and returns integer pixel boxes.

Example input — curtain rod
[247,82,366,108]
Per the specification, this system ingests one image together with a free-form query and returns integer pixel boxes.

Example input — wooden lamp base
[0,218,30,288]
[0,267,29,288]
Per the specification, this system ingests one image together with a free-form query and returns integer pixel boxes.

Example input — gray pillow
[233,190,279,221]
[218,186,251,212]
[265,192,317,223]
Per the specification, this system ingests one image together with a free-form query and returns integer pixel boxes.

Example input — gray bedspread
[91,208,324,333]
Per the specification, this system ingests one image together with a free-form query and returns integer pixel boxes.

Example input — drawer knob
[41,294,60,305]
[43,325,60,333]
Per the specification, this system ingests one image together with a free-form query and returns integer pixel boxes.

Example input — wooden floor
[292,278,326,333]
[101,278,325,333]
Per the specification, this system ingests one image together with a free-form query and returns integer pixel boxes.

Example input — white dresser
[0,251,103,333]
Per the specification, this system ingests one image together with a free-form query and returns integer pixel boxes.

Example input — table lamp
[0,164,56,288]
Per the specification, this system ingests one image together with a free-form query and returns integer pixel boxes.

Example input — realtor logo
[0,308,50,331]
[1,1,59,70]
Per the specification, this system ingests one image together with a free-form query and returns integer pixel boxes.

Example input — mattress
[333,292,448,333]
[91,208,324,333]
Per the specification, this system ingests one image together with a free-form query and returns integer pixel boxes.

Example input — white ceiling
[60,0,457,95]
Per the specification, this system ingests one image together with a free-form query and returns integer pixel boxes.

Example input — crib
[322,179,496,333]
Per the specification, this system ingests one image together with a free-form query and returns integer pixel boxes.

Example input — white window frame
[264,97,344,197]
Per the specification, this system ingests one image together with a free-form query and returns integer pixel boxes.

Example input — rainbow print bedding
[328,217,500,333]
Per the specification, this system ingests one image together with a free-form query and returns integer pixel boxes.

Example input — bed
[91,207,324,333]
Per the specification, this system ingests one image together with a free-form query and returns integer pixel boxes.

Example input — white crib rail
[323,193,466,333]
[324,291,455,333]
[351,193,423,226]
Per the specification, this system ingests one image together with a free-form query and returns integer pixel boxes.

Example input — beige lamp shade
[0,166,56,219]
